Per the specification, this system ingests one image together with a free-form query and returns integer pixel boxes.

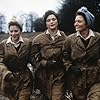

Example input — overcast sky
[0,0,62,21]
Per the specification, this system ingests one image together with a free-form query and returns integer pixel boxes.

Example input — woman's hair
[8,20,22,32]
[76,12,88,25]
[43,10,60,29]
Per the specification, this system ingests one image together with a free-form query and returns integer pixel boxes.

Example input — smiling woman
[0,17,34,100]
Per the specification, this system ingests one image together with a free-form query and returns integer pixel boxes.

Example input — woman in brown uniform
[63,7,100,100]
[31,10,66,100]
[0,18,33,100]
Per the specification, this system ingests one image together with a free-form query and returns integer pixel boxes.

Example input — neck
[80,28,89,38]
[11,38,19,43]
[48,28,58,36]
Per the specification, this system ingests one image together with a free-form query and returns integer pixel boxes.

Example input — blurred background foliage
[0,0,100,36]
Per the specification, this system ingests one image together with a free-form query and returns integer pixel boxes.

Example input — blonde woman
[0,18,33,100]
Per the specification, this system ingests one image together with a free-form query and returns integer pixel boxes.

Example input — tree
[34,17,45,32]
[0,13,7,33]
[95,0,100,32]
[18,12,28,32]
[25,12,38,32]
[18,12,39,32]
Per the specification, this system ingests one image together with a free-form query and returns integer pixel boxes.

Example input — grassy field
[0,32,40,42]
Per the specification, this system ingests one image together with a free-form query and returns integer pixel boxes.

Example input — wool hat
[77,6,95,28]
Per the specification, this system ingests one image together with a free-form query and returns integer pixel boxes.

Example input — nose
[74,21,78,26]
[49,19,54,23]
[12,31,15,34]
[11,31,16,36]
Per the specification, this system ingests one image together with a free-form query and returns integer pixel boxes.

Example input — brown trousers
[87,83,100,100]
[3,69,33,100]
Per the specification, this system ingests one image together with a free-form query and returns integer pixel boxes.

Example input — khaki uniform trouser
[87,82,100,100]
[51,81,65,100]
[3,69,33,100]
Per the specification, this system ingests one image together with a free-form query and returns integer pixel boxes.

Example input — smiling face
[74,15,88,33]
[9,25,21,43]
[46,14,58,31]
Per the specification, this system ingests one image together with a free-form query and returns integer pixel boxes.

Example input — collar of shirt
[76,29,95,40]
[46,30,61,40]
[6,36,24,48]
[46,30,61,36]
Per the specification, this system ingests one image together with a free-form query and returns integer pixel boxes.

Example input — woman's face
[46,14,58,30]
[74,15,88,32]
[9,25,21,42]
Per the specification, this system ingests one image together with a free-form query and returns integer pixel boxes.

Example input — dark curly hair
[43,10,60,29]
